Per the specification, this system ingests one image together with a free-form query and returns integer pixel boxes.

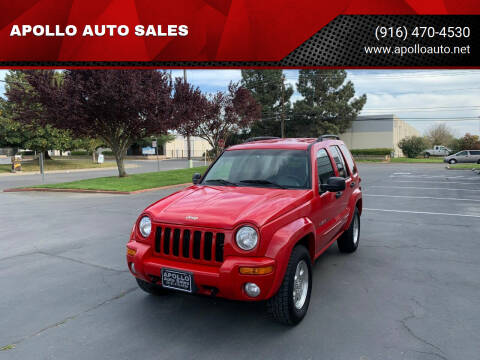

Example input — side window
[470,150,480,155]
[329,146,348,178]
[316,149,335,190]
[457,151,467,156]
[339,144,357,174]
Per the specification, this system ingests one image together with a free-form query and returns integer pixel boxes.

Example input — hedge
[350,148,392,156]
[101,151,114,156]
[70,150,90,156]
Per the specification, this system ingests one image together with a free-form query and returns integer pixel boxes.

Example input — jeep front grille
[153,225,224,264]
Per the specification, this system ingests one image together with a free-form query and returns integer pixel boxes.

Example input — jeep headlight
[139,216,152,238]
[236,226,258,251]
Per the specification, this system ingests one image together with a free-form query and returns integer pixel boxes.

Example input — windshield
[202,149,311,189]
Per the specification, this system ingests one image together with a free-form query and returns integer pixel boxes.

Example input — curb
[3,183,191,195]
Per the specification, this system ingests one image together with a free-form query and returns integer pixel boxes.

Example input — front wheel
[337,208,360,253]
[267,245,312,325]
[449,159,457,164]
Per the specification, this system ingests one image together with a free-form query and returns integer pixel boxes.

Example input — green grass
[0,159,114,173]
[448,163,480,169]
[31,166,209,192]
[390,157,444,163]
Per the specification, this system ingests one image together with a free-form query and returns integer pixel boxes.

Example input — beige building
[340,114,420,157]
[164,135,212,158]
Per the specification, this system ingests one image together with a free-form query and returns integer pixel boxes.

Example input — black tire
[477,159,480,164]
[267,245,312,325]
[424,152,430,158]
[449,159,457,164]
[337,207,360,253]
[136,278,168,296]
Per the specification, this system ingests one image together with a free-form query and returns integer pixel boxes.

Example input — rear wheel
[267,245,312,325]
[424,152,430,158]
[136,278,169,296]
[337,208,360,253]
[449,159,457,164]
[477,159,480,164]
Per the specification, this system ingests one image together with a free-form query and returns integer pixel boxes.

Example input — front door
[311,148,344,252]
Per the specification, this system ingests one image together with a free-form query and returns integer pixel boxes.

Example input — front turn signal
[126,247,137,257]
[239,266,273,275]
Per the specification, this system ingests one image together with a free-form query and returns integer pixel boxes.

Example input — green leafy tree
[241,70,291,137]
[398,136,428,158]
[70,137,104,162]
[291,70,366,137]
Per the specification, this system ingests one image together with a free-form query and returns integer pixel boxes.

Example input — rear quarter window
[339,144,357,174]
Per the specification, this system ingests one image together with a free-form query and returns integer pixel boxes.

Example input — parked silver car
[444,150,480,164]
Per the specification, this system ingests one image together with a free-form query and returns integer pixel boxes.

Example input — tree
[172,77,209,158]
[291,70,366,137]
[241,70,292,137]
[425,123,454,147]
[3,70,72,159]
[450,133,480,152]
[70,137,104,162]
[10,70,173,177]
[398,136,428,158]
[196,82,261,155]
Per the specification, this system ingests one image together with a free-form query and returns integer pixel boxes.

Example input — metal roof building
[339,114,420,157]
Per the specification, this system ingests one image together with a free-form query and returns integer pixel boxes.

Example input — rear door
[329,145,352,225]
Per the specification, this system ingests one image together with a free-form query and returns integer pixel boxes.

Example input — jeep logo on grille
[185,215,198,220]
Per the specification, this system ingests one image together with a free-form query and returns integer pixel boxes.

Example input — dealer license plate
[161,268,193,293]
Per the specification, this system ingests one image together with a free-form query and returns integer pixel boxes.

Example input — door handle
[335,191,342,199]
[350,182,355,188]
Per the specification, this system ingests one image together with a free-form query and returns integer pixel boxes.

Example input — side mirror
[320,177,346,193]
[192,173,202,185]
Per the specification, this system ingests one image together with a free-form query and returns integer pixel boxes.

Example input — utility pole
[280,74,286,138]
[184,69,193,168]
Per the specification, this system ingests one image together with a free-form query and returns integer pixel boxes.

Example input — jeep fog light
[244,282,260,297]
[139,216,151,237]
[236,226,258,250]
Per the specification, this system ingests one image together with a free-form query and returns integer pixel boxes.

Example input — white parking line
[392,180,480,185]
[364,208,480,218]
[364,194,480,202]
[368,185,480,192]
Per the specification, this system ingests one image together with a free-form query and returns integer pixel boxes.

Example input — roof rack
[316,134,340,142]
[244,136,280,143]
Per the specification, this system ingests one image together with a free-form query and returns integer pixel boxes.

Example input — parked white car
[423,145,451,157]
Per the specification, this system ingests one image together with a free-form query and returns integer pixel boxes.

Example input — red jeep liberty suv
[126,136,362,325]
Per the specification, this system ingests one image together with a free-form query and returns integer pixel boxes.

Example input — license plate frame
[161,268,193,293]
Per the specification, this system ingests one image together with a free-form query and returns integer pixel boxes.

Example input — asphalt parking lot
[1,163,479,360]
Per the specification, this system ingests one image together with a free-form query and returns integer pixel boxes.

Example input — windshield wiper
[204,179,238,186]
[239,179,287,189]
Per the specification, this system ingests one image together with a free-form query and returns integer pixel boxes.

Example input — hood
[147,185,312,229]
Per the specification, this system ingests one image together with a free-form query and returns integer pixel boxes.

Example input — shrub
[398,136,427,158]
[70,150,90,156]
[350,148,392,156]
[101,151,114,156]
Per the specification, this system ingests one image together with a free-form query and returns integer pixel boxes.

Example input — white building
[164,135,212,158]
[340,114,420,157]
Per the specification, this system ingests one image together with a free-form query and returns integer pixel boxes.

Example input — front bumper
[127,240,276,301]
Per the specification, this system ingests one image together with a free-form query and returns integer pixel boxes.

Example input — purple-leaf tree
[172,78,209,160]
[11,70,173,177]
[196,82,261,155]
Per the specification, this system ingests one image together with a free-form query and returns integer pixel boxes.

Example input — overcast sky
[1,69,479,137]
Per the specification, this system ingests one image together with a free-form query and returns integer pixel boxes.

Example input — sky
[1,69,479,137]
